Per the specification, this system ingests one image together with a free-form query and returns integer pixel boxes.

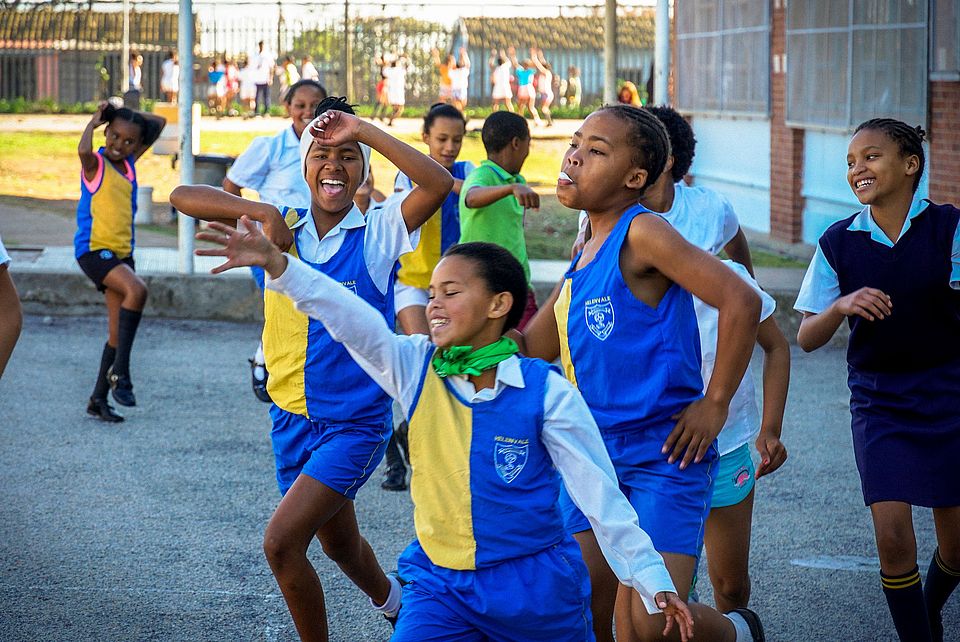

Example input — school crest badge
[494,442,528,484]
[584,297,615,341]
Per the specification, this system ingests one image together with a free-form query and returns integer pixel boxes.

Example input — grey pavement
[1,315,956,641]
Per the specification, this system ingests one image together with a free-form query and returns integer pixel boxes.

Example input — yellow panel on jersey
[407,367,476,570]
[89,159,135,258]
[554,278,578,387]
[397,210,441,290]
[262,207,310,416]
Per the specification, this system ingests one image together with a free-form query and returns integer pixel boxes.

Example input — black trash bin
[194,153,236,187]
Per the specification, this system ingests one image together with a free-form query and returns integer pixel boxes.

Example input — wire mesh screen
[786,0,928,129]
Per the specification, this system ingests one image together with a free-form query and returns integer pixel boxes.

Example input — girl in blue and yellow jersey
[382,103,473,492]
[196,223,695,642]
[75,101,164,422]
[513,106,765,642]
[796,119,960,642]
[172,97,452,642]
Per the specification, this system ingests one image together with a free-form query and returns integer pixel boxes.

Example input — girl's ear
[904,153,920,177]
[488,291,514,321]
[422,130,430,144]
[625,167,649,191]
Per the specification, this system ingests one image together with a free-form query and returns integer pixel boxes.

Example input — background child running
[223,79,328,403]
[514,105,765,642]
[795,118,960,642]
[199,224,695,641]
[459,111,539,328]
[75,101,164,423]
[171,97,453,642]
[382,103,474,492]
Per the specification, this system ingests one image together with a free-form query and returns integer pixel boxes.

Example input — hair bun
[914,125,927,141]
[101,103,118,122]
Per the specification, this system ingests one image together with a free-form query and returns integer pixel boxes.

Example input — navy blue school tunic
[818,202,960,507]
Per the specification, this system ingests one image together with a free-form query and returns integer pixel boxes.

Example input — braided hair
[598,104,672,194]
[645,105,696,182]
[854,118,926,193]
[314,96,357,118]
[101,104,162,147]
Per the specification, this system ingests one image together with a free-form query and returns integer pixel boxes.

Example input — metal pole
[121,0,130,92]
[178,0,195,275]
[654,0,669,104]
[603,0,617,105]
[344,0,352,101]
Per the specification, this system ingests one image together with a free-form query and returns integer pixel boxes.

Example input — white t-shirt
[252,50,276,85]
[384,65,406,105]
[694,261,776,455]
[160,58,179,92]
[0,234,10,268]
[226,126,310,210]
[448,66,469,93]
[492,62,512,98]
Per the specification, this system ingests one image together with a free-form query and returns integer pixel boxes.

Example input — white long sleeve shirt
[268,256,677,613]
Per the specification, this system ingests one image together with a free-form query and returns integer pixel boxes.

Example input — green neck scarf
[431,336,520,378]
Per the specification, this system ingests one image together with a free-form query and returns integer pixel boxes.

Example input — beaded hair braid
[599,104,672,194]
[855,118,927,193]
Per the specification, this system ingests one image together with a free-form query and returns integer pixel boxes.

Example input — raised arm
[78,103,108,181]
[722,227,754,276]
[309,111,452,232]
[133,112,166,160]
[170,185,292,251]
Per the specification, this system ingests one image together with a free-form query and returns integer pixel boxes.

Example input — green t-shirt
[458,159,531,284]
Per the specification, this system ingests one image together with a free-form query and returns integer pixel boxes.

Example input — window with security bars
[786,0,928,129]
[675,0,770,115]
[931,0,959,75]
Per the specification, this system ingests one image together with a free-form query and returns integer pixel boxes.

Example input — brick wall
[929,80,960,205]
[769,0,804,243]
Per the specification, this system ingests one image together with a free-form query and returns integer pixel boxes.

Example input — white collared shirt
[795,198,960,314]
[268,256,677,614]
[226,127,310,210]
[285,191,419,294]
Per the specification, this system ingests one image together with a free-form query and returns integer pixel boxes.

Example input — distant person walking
[252,41,276,117]
[160,50,179,103]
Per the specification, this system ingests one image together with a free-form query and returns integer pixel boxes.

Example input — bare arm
[170,185,292,251]
[309,112,452,232]
[508,279,563,361]
[464,183,539,210]
[0,265,22,378]
[722,227,754,276]
[754,315,790,478]
[797,285,891,352]
[451,178,465,196]
[133,112,166,160]
[221,177,244,196]
[78,104,108,181]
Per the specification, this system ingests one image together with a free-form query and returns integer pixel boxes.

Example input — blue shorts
[392,538,594,641]
[559,420,718,557]
[269,404,390,498]
[710,443,755,509]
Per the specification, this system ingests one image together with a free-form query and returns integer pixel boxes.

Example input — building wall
[929,80,960,206]
[688,116,771,233]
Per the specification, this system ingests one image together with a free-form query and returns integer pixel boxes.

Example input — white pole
[121,0,130,93]
[178,0,195,275]
[603,0,617,105]
[654,0,669,105]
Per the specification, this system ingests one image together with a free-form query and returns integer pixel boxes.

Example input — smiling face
[423,116,466,169]
[846,128,919,207]
[426,255,511,349]
[287,86,326,138]
[103,118,143,163]
[304,140,364,215]
[556,110,647,213]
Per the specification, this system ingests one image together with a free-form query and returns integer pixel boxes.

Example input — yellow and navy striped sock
[881,566,932,641]
[924,549,960,642]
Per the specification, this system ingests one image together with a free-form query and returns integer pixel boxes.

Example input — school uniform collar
[480,159,521,182]
[848,197,930,247]
[298,204,366,243]
[282,125,300,148]
[451,354,526,391]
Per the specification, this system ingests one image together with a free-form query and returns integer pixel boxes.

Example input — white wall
[688,116,771,233]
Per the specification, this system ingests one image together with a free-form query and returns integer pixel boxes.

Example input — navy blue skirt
[848,359,960,507]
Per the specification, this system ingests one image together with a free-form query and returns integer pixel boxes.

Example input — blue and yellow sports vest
[406,353,565,570]
[554,204,703,433]
[396,160,471,290]
[263,207,395,423]
[74,148,137,259]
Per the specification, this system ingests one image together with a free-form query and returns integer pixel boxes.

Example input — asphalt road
[1,315,956,641]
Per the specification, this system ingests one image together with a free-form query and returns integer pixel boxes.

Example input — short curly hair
[644,105,696,183]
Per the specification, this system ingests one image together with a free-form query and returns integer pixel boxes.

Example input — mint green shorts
[710,443,755,508]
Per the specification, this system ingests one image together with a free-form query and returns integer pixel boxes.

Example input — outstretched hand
[656,591,694,642]
[309,110,365,149]
[195,216,287,277]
